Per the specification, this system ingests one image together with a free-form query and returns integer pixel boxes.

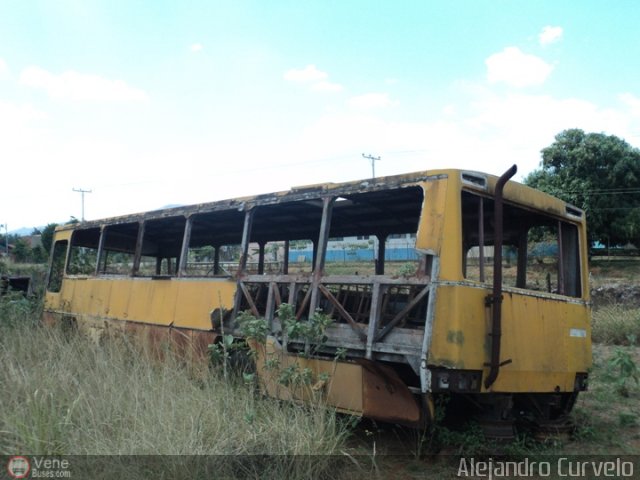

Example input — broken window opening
[99,222,139,275]
[237,186,429,330]
[136,216,185,277]
[47,240,68,292]
[462,191,582,298]
[67,227,100,275]
[184,210,245,277]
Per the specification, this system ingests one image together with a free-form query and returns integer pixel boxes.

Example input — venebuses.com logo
[6,456,30,479]
[5,456,71,478]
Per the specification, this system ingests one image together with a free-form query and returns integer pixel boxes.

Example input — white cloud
[20,66,148,102]
[0,100,47,133]
[190,43,204,52]
[283,64,328,83]
[310,81,343,93]
[290,83,640,187]
[348,93,397,109]
[539,26,563,46]
[619,93,640,117]
[485,47,553,88]
[284,64,343,93]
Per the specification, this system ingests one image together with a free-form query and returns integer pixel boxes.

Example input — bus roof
[55,168,583,231]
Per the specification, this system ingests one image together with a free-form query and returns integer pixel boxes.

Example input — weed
[397,262,417,277]
[0,293,40,328]
[618,412,638,427]
[237,310,269,344]
[607,347,640,396]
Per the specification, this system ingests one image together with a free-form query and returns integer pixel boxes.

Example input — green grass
[2,258,639,478]
[0,298,360,479]
[592,304,640,345]
[589,258,640,288]
[567,344,640,453]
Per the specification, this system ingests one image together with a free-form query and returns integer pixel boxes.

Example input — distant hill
[8,227,40,236]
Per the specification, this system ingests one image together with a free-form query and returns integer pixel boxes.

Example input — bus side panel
[127,279,177,325]
[51,277,236,331]
[416,178,448,254]
[429,285,591,393]
[174,279,236,329]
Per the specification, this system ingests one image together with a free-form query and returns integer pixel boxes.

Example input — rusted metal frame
[376,234,387,275]
[254,283,265,311]
[103,250,110,273]
[375,285,430,342]
[417,254,430,278]
[318,284,367,341]
[365,281,383,359]
[178,215,193,277]
[479,197,485,282]
[272,283,283,307]
[311,240,317,269]
[287,281,298,305]
[264,281,283,329]
[309,196,335,314]
[132,220,146,275]
[389,286,400,322]
[516,229,527,288]
[380,285,391,326]
[295,287,312,321]
[241,274,429,286]
[213,246,221,275]
[326,285,343,317]
[95,225,106,276]
[398,286,419,327]
[286,323,423,357]
[484,164,517,389]
[355,285,369,323]
[238,209,254,275]
[283,240,290,274]
[238,281,260,318]
[258,241,266,275]
[557,220,565,295]
[62,173,444,239]
[420,255,440,394]
[232,208,255,319]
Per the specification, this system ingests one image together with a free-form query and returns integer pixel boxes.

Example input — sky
[1,1,640,232]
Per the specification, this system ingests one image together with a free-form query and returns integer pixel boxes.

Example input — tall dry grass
[0,297,360,479]
[591,304,640,345]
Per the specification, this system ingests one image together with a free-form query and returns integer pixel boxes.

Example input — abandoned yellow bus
[43,166,591,435]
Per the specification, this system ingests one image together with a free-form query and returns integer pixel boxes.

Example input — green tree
[12,238,32,263]
[525,129,640,247]
[40,223,58,256]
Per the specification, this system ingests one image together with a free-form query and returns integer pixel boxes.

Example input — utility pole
[2,223,7,257]
[72,188,92,222]
[362,153,381,178]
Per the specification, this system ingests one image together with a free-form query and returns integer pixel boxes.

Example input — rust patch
[42,311,58,327]
[192,330,217,360]
[170,327,191,357]
[446,330,465,345]
[359,359,422,427]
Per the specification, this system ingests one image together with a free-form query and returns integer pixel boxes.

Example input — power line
[557,187,640,195]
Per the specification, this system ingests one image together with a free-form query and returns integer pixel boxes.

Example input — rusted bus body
[43,168,591,429]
